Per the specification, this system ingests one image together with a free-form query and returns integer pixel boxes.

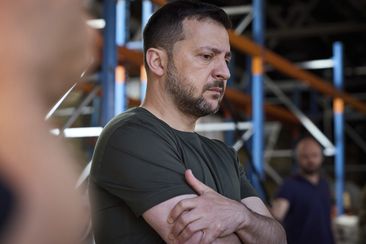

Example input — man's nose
[213,59,231,81]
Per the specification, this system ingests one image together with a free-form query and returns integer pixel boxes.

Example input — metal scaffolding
[45,1,364,215]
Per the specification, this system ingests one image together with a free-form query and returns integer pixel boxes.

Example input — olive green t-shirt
[90,107,257,244]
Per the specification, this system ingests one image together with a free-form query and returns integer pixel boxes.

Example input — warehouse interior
[38,0,366,243]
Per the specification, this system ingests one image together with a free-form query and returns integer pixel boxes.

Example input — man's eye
[201,54,213,60]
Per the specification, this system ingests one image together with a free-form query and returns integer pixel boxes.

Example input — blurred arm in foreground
[0,1,95,243]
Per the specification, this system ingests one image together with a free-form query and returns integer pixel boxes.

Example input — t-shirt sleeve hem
[240,191,258,200]
[134,186,196,217]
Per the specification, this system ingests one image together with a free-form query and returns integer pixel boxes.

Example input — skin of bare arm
[143,194,242,244]
[271,198,290,222]
[168,170,287,244]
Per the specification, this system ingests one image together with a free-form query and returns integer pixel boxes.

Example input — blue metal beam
[252,0,265,179]
[333,42,345,215]
[115,0,129,115]
[140,0,153,101]
[101,0,117,125]
[142,0,153,28]
[115,66,126,115]
[116,0,129,46]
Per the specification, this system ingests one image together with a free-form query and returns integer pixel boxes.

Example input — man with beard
[90,1,286,243]
[272,137,335,244]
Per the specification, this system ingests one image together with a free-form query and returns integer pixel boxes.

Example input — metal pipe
[62,86,100,130]
[265,77,335,155]
[54,107,94,117]
[45,82,78,120]
[152,0,366,115]
[140,0,153,101]
[233,129,253,152]
[142,0,153,28]
[333,42,345,215]
[101,0,117,125]
[222,5,252,16]
[234,12,253,34]
[51,122,253,138]
[196,121,252,132]
[114,65,127,114]
[252,0,265,179]
[116,0,128,46]
[228,30,366,114]
[115,1,129,115]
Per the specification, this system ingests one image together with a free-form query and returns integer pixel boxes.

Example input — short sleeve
[238,163,259,199]
[92,122,195,217]
[276,180,293,202]
[231,150,258,199]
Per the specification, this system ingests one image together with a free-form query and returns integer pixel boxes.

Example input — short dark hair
[143,0,231,69]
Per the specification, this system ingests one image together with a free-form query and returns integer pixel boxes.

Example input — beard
[165,59,224,118]
[300,163,322,175]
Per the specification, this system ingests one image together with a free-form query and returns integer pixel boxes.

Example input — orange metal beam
[118,47,144,67]
[225,88,299,124]
[228,30,366,114]
[121,0,298,123]
[150,0,366,114]
[115,47,297,123]
[151,0,167,5]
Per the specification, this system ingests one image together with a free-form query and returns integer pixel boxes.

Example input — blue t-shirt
[276,174,334,244]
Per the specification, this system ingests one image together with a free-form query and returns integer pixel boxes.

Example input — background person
[272,137,335,244]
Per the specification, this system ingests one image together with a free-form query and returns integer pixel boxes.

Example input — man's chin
[206,104,220,115]
[302,168,321,175]
[204,98,222,112]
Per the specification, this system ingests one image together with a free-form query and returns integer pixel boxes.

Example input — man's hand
[168,170,247,244]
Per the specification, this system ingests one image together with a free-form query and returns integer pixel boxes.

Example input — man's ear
[145,48,167,77]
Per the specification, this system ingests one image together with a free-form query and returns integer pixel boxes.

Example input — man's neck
[141,88,198,132]
[300,172,320,185]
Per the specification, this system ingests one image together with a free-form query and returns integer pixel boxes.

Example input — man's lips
[207,87,223,94]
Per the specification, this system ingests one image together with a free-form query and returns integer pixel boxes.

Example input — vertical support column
[142,0,153,28]
[116,0,128,46]
[333,42,345,215]
[140,65,147,101]
[252,0,265,179]
[224,53,236,145]
[140,0,153,101]
[101,0,117,125]
[115,66,126,115]
[115,0,129,115]
[91,96,101,127]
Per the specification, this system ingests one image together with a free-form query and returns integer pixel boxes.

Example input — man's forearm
[213,234,242,244]
[235,206,286,244]
[180,231,241,244]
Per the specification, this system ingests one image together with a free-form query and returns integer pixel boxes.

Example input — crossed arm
[143,170,287,244]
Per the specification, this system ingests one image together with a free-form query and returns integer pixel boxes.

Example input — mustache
[203,80,225,91]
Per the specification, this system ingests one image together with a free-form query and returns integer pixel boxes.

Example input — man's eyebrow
[199,47,232,59]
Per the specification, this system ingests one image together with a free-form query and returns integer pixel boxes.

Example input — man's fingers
[185,169,213,195]
[168,197,197,224]
[177,221,205,243]
[170,211,201,240]
[200,229,220,244]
